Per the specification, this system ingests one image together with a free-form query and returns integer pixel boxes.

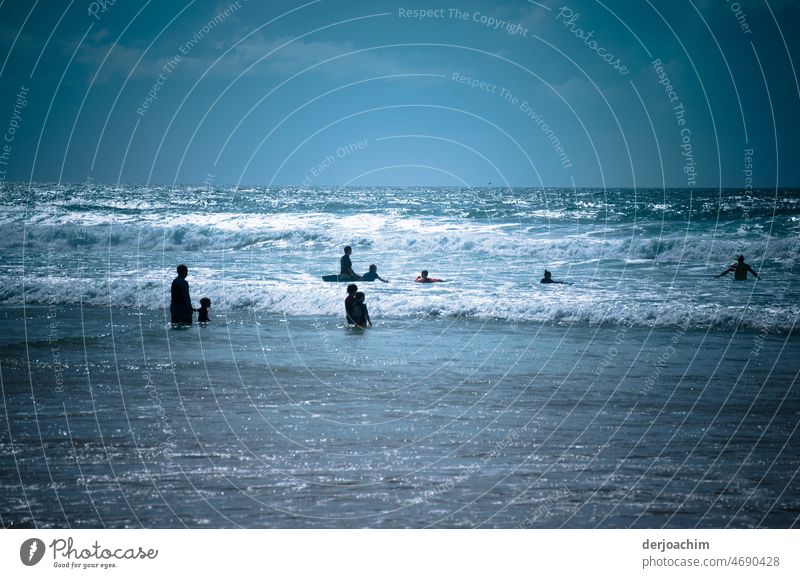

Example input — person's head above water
[420,270,429,278]
[355,291,365,302]
[737,255,745,263]
[346,283,358,295]
[369,264,377,272]
[344,246,352,255]
[177,264,188,278]
[543,270,552,279]
[200,297,211,308]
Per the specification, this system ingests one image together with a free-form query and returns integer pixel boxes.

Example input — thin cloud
[68,28,417,84]
[214,33,414,79]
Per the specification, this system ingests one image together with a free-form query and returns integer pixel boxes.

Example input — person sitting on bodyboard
[339,246,361,281]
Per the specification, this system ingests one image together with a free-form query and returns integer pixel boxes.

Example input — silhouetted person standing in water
[170,264,194,325]
[345,283,358,325]
[717,255,760,280]
[352,291,372,327]
[415,270,442,283]
[361,264,388,283]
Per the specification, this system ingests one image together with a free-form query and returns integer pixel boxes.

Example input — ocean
[1,184,798,527]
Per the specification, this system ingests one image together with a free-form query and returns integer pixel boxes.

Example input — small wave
[3,275,797,333]
[0,221,335,252]
[5,212,797,264]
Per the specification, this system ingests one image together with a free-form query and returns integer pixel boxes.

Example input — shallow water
[1,306,797,528]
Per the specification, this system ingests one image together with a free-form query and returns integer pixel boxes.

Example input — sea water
[1,184,798,527]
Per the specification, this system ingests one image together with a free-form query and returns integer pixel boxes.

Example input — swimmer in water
[540,270,570,284]
[196,297,212,322]
[360,264,388,283]
[717,255,760,280]
[415,270,443,283]
[339,246,361,281]
[345,284,358,325]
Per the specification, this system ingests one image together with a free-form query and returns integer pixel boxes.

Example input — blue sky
[0,0,798,187]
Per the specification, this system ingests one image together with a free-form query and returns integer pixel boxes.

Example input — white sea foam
[3,272,797,332]
[2,185,798,331]
[2,214,798,265]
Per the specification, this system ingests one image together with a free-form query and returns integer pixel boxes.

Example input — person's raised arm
[748,265,760,279]
[717,265,733,278]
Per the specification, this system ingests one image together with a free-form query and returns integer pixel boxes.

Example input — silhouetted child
[197,297,211,322]
[352,291,371,327]
[361,264,388,283]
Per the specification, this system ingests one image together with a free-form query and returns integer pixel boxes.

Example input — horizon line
[1,180,797,191]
